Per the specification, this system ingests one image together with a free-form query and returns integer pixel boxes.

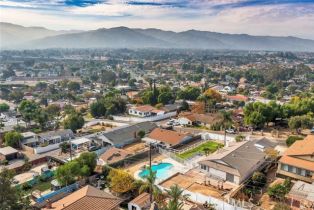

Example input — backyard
[176,141,222,159]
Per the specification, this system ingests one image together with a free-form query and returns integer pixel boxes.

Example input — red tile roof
[279,135,314,172]
[148,128,191,145]
[44,185,122,210]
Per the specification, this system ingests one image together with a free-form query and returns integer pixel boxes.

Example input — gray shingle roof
[199,141,266,177]
[101,122,157,146]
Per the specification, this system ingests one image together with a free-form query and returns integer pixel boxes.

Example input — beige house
[199,141,266,185]
[277,135,314,183]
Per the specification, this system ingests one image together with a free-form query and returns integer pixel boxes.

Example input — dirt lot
[123,142,148,154]
[160,173,226,199]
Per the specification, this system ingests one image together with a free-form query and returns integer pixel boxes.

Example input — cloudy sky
[1,0,314,39]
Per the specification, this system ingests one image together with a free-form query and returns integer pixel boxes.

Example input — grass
[32,181,51,192]
[177,141,222,160]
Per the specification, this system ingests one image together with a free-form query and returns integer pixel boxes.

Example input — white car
[226,128,236,134]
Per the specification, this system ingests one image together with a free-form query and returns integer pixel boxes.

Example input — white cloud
[0,0,314,39]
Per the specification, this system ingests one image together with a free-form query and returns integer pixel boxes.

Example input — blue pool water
[139,162,173,180]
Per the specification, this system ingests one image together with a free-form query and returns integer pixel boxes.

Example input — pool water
[139,162,173,180]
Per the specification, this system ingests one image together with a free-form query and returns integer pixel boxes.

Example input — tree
[45,104,61,117]
[0,103,9,112]
[0,168,31,210]
[63,112,85,133]
[180,100,189,111]
[267,179,292,201]
[288,115,313,134]
[35,82,48,91]
[59,142,70,154]
[139,167,160,202]
[4,131,22,148]
[286,135,304,147]
[203,147,210,156]
[35,110,49,129]
[108,169,135,194]
[9,91,24,103]
[177,86,201,101]
[18,100,39,125]
[138,130,145,139]
[164,184,189,210]
[76,152,97,174]
[90,101,106,118]
[67,81,80,92]
[158,92,173,105]
[55,161,80,186]
[252,172,267,187]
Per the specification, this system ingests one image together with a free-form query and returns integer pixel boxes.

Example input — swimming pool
[139,162,173,180]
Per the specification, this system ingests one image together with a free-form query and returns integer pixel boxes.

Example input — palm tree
[139,167,161,203]
[219,110,233,129]
[164,184,189,210]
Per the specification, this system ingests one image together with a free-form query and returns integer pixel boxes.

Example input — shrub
[235,134,245,142]
[267,179,292,200]
[286,136,303,147]
[252,172,267,187]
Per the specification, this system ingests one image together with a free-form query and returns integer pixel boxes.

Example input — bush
[286,136,303,147]
[252,172,267,187]
[21,182,32,191]
[267,179,292,200]
[235,134,245,142]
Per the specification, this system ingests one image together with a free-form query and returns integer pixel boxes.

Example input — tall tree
[0,168,31,210]
[164,184,189,210]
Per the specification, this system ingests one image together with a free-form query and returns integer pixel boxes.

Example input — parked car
[226,128,237,134]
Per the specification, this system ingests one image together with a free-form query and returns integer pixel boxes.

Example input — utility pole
[69,139,72,161]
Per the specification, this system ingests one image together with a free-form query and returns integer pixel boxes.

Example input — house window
[201,164,207,170]
[281,164,288,171]
[296,168,302,175]
[131,206,137,210]
[305,170,313,177]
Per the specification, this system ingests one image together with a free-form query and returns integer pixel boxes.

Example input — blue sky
[1,0,314,39]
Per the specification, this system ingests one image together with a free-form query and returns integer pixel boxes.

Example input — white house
[128,105,165,117]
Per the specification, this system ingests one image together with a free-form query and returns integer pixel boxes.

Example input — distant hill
[1,22,314,52]
[0,22,81,48]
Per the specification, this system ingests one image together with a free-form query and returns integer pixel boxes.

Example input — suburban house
[98,122,157,148]
[198,141,266,185]
[286,180,314,209]
[178,112,222,128]
[277,135,314,183]
[128,192,151,210]
[254,137,278,152]
[0,146,18,161]
[98,147,131,165]
[144,128,193,148]
[128,105,165,117]
[22,129,75,154]
[225,94,249,104]
[21,131,38,147]
[38,129,74,145]
[43,185,122,210]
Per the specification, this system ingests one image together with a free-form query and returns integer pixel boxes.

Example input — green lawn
[32,181,51,192]
[177,141,222,160]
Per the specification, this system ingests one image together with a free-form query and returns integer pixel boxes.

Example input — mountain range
[1,22,314,52]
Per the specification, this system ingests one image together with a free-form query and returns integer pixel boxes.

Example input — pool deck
[159,173,227,199]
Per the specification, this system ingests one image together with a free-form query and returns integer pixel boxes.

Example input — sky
[1,0,314,39]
